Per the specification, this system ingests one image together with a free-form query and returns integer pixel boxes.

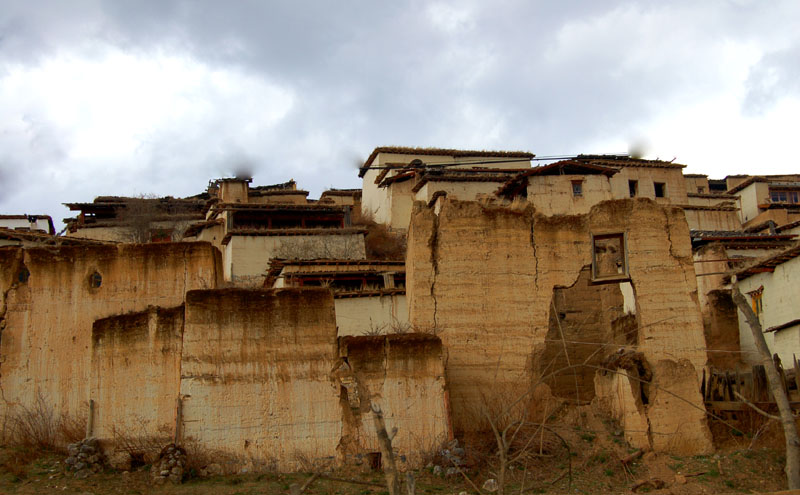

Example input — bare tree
[117,195,161,243]
[273,235,365,260]
[731,281,800,489]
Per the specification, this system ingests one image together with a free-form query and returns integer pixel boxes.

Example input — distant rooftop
[360,146,535,177]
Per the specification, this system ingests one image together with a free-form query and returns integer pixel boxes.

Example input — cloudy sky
[1,0,799,227]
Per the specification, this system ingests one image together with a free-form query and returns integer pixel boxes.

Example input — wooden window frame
[571,180,584,197]
[591,232,631,284]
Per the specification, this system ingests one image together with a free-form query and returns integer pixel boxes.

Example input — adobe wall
[406,198,712,454]
[91,306,184,439]
[0,243,222,420]
[737,255,800,365]
[540,268,629,401]
[336,334,451,466]
[179,289,342,469]
[223,233,366,286]
[414,181,502,205]
[335,294,408,336]
[683,208,742,231]
[610,168,688,204]
[527,175,613,216]
[693,244,743,369]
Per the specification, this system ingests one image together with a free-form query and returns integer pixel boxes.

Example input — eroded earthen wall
[91,306,184,439]
[407,198,712,454]
[179,288,341,469]
[0,243,221,420]
[541,268,629,401]
[336,334,451,467]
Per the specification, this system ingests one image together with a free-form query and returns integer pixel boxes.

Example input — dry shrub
[352,210,407,260]
[2,394,86,453]
[182,437,259,475]
[110,421,172,465]
[364,223,407,260]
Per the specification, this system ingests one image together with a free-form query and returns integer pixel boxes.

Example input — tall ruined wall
[179,289,342,469]
[0,243,221,420]
[407,198,711,454]
[91,306,184,439]
[336,334,451,466]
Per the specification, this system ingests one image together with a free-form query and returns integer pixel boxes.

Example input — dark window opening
[18,267,30,283]
[89,271,102,289]
[367,452,382,471]
[628,180,638,198]
[697,186,705,194]
[654,182,666,198]
[571,180,583,197]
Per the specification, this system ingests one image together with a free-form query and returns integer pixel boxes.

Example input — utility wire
[361,153,630,170]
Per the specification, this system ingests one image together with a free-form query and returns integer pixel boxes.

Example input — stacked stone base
[65,438,104,479]
[151,444,187,484]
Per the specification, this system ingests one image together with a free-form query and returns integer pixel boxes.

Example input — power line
[361,153,630,171]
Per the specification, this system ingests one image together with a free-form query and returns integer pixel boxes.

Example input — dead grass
[352,211,407,261]
[1,394,85,453]
[110,421,173,465]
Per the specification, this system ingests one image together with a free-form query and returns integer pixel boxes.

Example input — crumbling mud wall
[179,289,342,470]
[541,268,629,402]
[692,244,743,369]
[407,198,712,454]
[91,306,184,440]
[335,334,451,467]
[0,243,222,420]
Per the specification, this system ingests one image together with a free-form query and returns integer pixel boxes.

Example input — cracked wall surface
[407,198,712,454]
[179,288,341,470]
[0,243,222,419]
[91,306,184,439]
[337,334,450,467]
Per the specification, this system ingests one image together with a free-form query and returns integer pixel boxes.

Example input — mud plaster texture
[406,198,712,455]
[91,306,184,439]
[335,334,451,468]
[0,243,222,419]
[179,288,341,470]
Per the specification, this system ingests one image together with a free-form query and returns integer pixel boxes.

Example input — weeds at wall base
[0,394,86,454]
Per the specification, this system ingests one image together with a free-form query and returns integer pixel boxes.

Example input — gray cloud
[743,43,800,116]
[1,0,800,223]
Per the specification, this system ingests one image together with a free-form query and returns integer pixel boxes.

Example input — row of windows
[770,189,800,204]
[568,180,667,198]
[629,180,667,198]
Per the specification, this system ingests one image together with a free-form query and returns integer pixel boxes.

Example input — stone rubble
[64,438,105,479]
[150,444,187,485]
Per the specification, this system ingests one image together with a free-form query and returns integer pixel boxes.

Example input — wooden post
[85,399,94,439]
[701,368,707,400]
[174,397,183,445]
[794,354,800,394]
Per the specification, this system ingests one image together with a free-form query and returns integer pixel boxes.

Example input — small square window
[697,186,705,194]
[591,232,630,283]
[654,182,666,198]
[628,180,638,198]
[571,180,583,197]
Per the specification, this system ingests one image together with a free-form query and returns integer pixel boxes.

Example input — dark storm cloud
[1,0,799,222]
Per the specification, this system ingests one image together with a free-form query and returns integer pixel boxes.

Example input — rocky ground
[0,412,793,494]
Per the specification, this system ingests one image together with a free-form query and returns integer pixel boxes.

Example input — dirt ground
[0,410,792,494]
